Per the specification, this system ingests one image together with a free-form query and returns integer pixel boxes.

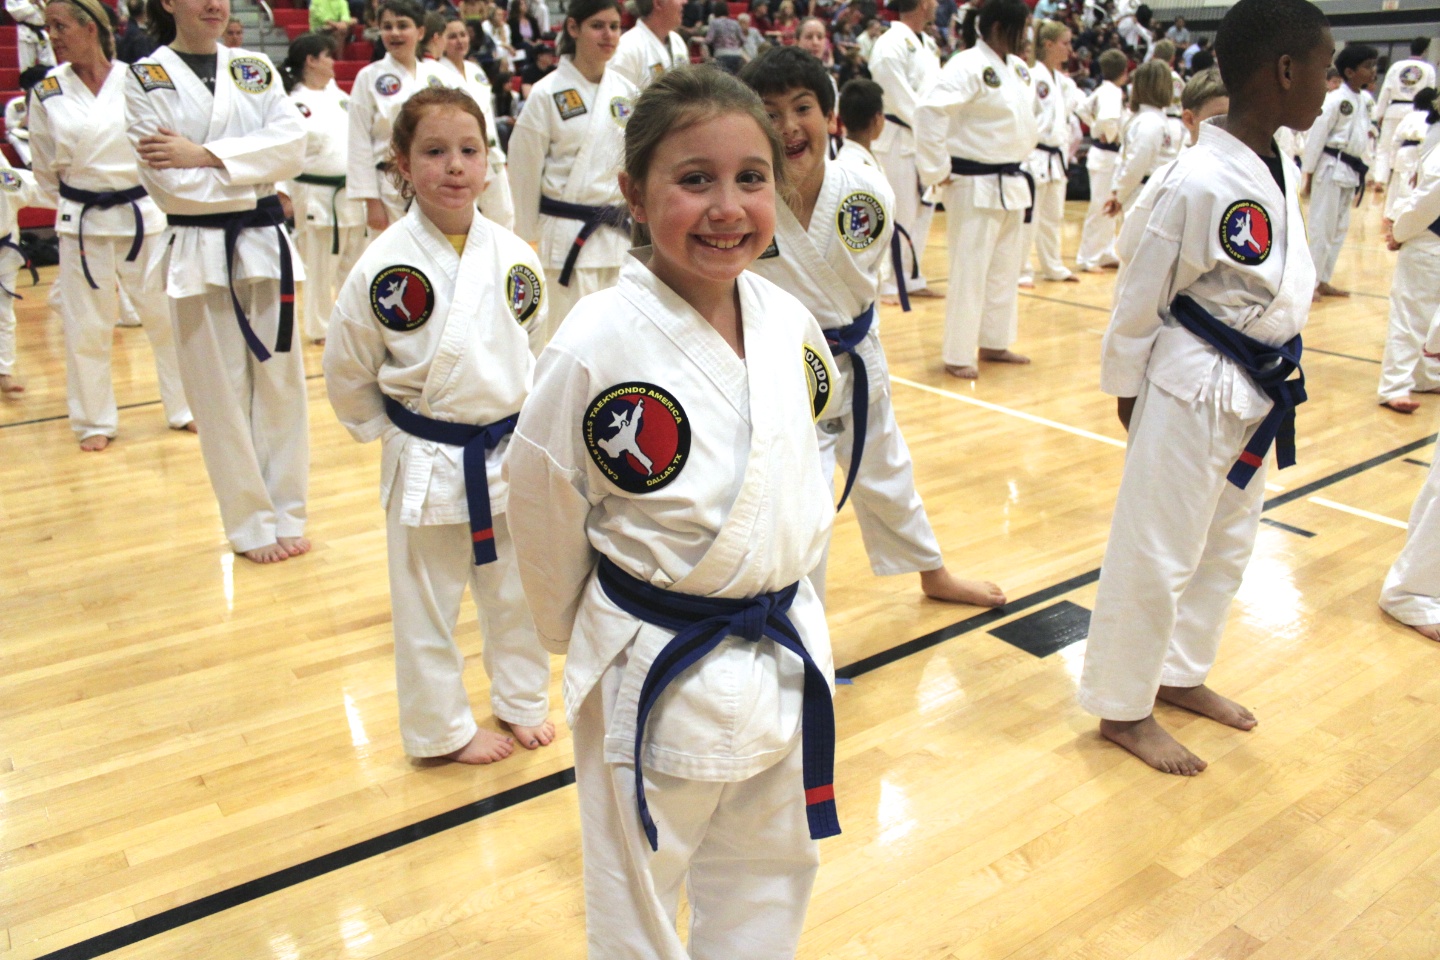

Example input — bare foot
[1382,398,1421,414]
[312,337,326,346]
[79,435,111,452]
[501,718,556,750]
[880,295,901,306]
[920,566,1005,607]
[1157,683,1257,730]
[908,287,944,298]
[945,364,979,379]
[1060,274,1081,283]
[979,348,1031,365]
[171,421,200,433]
[240,543,290,563]
[1410,623,1440,642]
[0,373,22,394]
[277,536,311,557]
[1312,290,1324,303]
[445,728,514,764]
[1316,282,1350,298]
[1018,278,1036,289]
[1099,716,1207,776]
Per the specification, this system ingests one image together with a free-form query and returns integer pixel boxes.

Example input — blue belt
[58,182,147,290]
[1400,138,1423,148]
[383,395,517,565]
[950,157,1036,223]
[889,225,916,312]
[1429,211,1440,240]
[538,195,630,287]
[294,173,348,255]
[824,303,873,511]
[595,555,840,852]
[0,231,36,299]
[1322,146,1370,206]
[1170,294,1306,490]
[167,195,296,362]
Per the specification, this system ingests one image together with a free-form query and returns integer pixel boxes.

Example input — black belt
[167,195,296,362]
[950,157,1036,223]
[883,112,911,130]
[295,173,348,255]
[1036,142,1067,179]
[1322,146,1370,206]
[0,231,37,299]
[57,182,148,290]
[1400,138,1423,148]
[1091,141,1120,152]
[824,304,873,511]
[538,195,630,286]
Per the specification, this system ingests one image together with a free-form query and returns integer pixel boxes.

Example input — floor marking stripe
[1308,496,1409,529]
[1,374,327,430]
[890,375,1127,448]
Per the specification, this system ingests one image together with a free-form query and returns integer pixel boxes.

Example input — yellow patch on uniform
[803,343,836,421]
[34,76,62,101]
[130,63,175,93]
[553,89,587,120]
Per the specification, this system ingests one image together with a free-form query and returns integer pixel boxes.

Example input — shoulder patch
[759,237,781,259]
[229,56,273,94]
[375,73,402,96]
[553,89,587,120]
[609,96,632,126]
[295,101,312,118]
[370,265,436,331]
[505,263,543,327]
[1036,80,1050,99]
[1014,63,1030,85]
[1218,199,1272,266]
[427,74,444,89]
[34,76,62,101]
[1339,99,1354,116]
[803,343,836,421]
[836,191,885,252]
[130,63,175,93]
[982,66,1002,89]
[584,382,691,493]
[0,170,23,193]
[339,97,349,110]
[650,62,665,78]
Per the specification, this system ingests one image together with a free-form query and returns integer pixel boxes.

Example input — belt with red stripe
[167,195,296,361]
[382,395,517,565]
[596,555,840,851]
[538,195,630,287]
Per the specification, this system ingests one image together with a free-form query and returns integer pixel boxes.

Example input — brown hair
[386,87,490,200]
[1180,66,1227,112]
[1129,59,1173,109]
[1151,38,1175,64]
[46,0,115,59]
[1098,48,1129,82]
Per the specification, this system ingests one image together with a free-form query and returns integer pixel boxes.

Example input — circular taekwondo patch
[375,73,402,96]
[837,191,885,251]
[1219,199,1272,266]
[229,57,272,93]
[505,264,543,326]
[370,266,435,331]
[584,382,690,493]
[1339,100,1353,116]
[1036,80,1050,99]
[803,343,836,421]
[982,66,1002,88]
[1014,64,1030,84]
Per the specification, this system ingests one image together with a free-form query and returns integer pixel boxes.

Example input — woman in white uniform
[32,0,191,451]
[507,0,636,348]
[1103,59,1183,217]
[0,152,46,397]
[277,33,366,345]
[1019,18,1079,286]
[126,0,309,563]
[1377,127,1440,412]
[916,0,1038,380]
[433,17,515,229]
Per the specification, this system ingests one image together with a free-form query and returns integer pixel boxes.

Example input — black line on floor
[35,430,1440,960]
[0,374,327,430]
[1404,458,1432,468]
[1017,292,1111,313]
[1260,518,1317,538]
[1306,346,1382,365]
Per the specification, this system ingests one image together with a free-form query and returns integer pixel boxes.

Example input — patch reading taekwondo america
[427,74,444,89]
[584,382,691,493]
[836,191,885,251]
[610,97,633,126]
[1014,63,1030,84]
[982,66,1002,88]
[130,63,175,92]
[803,343,836,421]
[375,73,402,96]
[1219,199,1273,266]
[33,76,61,101]
[505,264,543,327]
[1339,100,1354,116]
[229,56,273,93]
[0,170,22,193]
[554,89,587,120]
[369,265,436,331]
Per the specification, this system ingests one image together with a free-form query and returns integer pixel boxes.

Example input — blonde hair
[1034,19,1069,66]
[1180,67,1226,112]
[1129,59,1173,109]
[46,0,115,60]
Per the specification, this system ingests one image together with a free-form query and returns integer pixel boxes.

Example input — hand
[1103,196,1121,217]
[1299,174,1311,200]
[277,191,294,220]
[136,128,222,169]
[1382,218,1399,251]
[366,198,389,233]
[1117,396,1136,432]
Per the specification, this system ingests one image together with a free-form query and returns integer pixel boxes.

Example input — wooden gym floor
[3,196,1439,960]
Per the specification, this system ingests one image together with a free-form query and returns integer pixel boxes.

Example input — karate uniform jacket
[506,57,636,273]
[1302,83,1372,190]
[507,253,838,780]
[30,61,167,240]
[0,154,46,242]
[125,45,307,299]
[1385,111,1432,216]
[1377,57,1437,120]
[868,21,941,159]
[283,80,365,233]
[610,20,689,90]
[1390,142,1440,248]
[833,138,882,173]
[1102,119,1315,424]
[324,206,547,526]
[1078,79,1125,163]
[347,54,441,207]
[1025,61,1078,183]
[1111,104,1183,209]
[747,159,892,410]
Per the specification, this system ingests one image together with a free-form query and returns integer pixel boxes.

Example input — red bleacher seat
[0,90,18,110]
[879,7,896,18]
[0,26,15,43]
[345,40,372,60]
[0,141,14,165]
[332,60,365,81]
[727,1,745,15]
[269,0,295,7]
[0,45,17,69]
[285,23,308,39]
[19,207,54,229]
[274,8,309,27]
[0,68,15,89]
[337,79,354,93]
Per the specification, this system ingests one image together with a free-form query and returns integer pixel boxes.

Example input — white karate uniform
[868,21,941,297]
[1374,57,1436,183]
[1080,120,1314,720]
[125,44,309,554]
[1111,103,1183,213]
[5,0,53,71]
[29,61,190,441]
[4,97,30,168]
[507,57,635,347]
[284,80,367,343]
[1381,445,1440,629]
[916,39,1039,369]
[1303,83,1371,285]
[324,207,551,756]
[347,54,441,225]
[833,137,882,173]
[507,252,837,960]
[1378,143,1440,404]
[1020,62,1078,283]
[1076,79,1124,269]
[0,156,45,378]
[1383,110,1431,220]
[432,56,516,230]
[610,19,689,90]
[748,160,943,599]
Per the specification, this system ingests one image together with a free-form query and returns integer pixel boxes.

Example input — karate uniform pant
[17,33,54,71]
[295,221,366,343]
[385,503,550,757]
[171,280,309,553]
[1378,234,1440,403]
[1019,177,1073,283]
[1375,108,1408,184]
[1381,454,1440,628]
[1076,158,1118,270]
[1306,172,1356,284]
[537,264,620,354]
[1079,377,1266,721]
[810,378,943,601]
[61,235,191,440]
[573,673,819,960]
[0,259,18,376]
[479,165,516,232]
[876,142,936,295]
[940,178,1023,368]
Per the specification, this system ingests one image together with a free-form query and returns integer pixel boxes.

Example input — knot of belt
[1322,146,1371,206]
[950,157,1036,223]
[596,555,840,852]
[294,173,348,255]
[0,231,37,299]
[166,195,296,362]
[824,304,874,511]
[538,195,630,286]
[57,182,148,290]
[1036,142,1067,179]
[382,395,518,565]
